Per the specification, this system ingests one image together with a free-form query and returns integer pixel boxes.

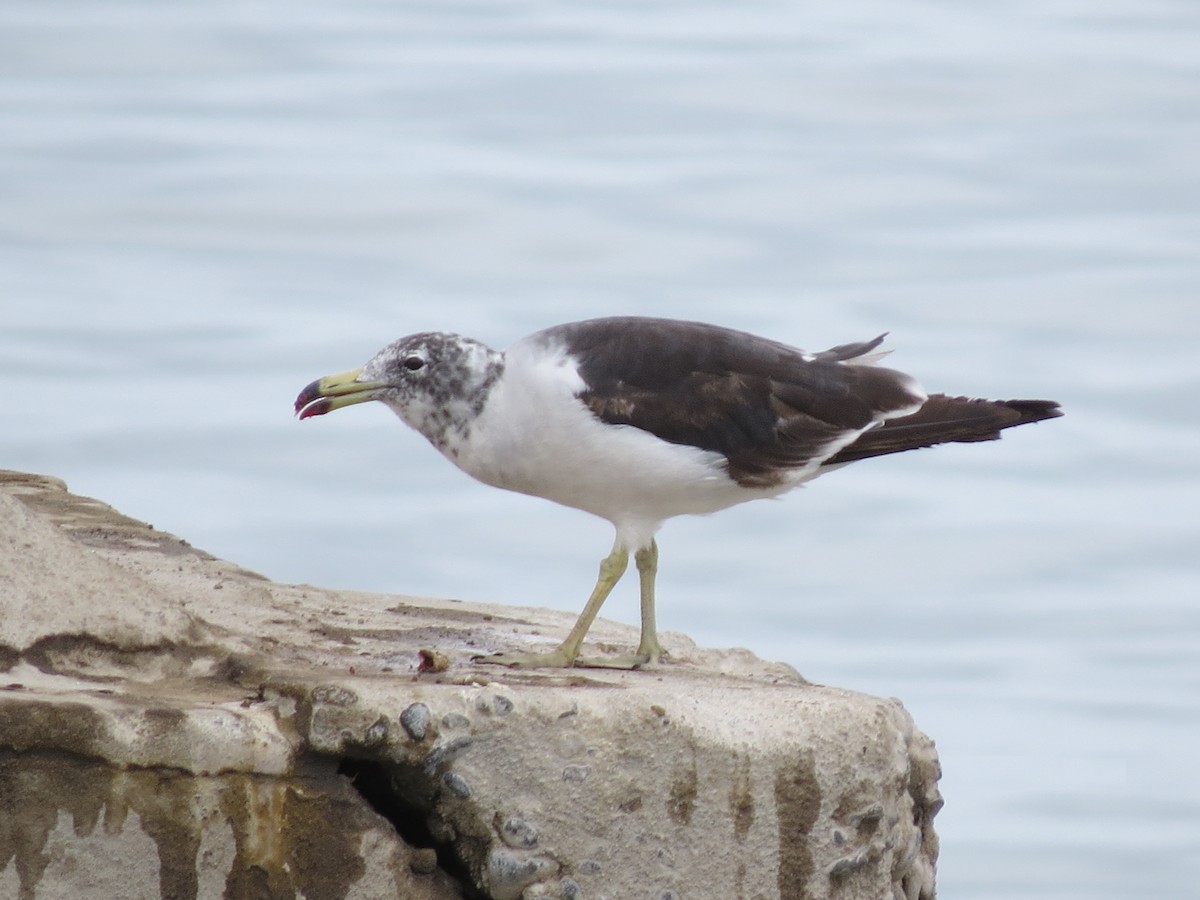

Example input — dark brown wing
[542,317,925,487]
[823,394,1062,465]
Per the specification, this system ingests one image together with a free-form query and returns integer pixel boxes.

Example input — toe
[473,649,576,669]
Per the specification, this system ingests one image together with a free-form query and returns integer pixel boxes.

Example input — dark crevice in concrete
[337,757,485,900]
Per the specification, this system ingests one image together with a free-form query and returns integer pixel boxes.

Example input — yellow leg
[557,546,630,662]
[576,539,663,669]
[475,545,629,669]
[632,540,664,665]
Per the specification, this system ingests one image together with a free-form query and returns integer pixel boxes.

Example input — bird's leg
[557,546,629,661]
[475,545,629,668]
[576,539,664,669]
[633,539,665,664]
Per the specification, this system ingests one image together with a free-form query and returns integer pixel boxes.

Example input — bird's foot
[577,639,666,670]
[573,650,662,670]
[473,648,579,669]
[578,633,672,672]
[472,644,666,670]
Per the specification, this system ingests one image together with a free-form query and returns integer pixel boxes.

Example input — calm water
[3,3,1199,897]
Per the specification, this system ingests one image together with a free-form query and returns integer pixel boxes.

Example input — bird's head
[295,332,504,445]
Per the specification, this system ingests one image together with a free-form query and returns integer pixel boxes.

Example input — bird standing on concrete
[295,316,1061,669]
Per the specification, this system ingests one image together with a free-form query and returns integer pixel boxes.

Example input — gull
[295,316,1061,669]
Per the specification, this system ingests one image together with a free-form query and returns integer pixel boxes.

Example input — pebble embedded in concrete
[441,772,472,798]
[422,735,474,775]
[441,712,471,730]
[311,684,358,707]
[561,764,590,782]
[494,812,539,849]
[400,701,431,741]
[485,848,559,900]
[492,695,513,715]
[362,715,388,746]
[409,847,439,875]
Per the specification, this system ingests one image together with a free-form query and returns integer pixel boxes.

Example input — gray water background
[3,2,1199,897]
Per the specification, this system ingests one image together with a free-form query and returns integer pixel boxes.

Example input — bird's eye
[402,356,425,371]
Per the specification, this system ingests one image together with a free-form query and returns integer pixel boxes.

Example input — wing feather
[541,317,924,486]
[824,395,1062,465]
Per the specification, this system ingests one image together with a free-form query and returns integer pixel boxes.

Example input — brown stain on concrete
[729,753,755,841]
[774,751,822,900]
[0,749,428,900]
[0,752,206,900]
[666,750,698,826]
[0,697,108,759]
[218,773,373,900]
[729,753,756,900]
[0,752,110,899]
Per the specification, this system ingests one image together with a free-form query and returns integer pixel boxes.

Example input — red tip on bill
[295,379,328,418]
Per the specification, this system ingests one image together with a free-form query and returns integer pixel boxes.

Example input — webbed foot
[473,648,579,669]
[472,644,666,670]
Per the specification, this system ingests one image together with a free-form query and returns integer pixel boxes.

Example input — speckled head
[295,331,505,448]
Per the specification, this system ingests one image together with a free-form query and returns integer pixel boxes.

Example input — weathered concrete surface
[0,470,941,899]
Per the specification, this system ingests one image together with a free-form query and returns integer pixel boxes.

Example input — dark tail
[823,394,1062,465]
